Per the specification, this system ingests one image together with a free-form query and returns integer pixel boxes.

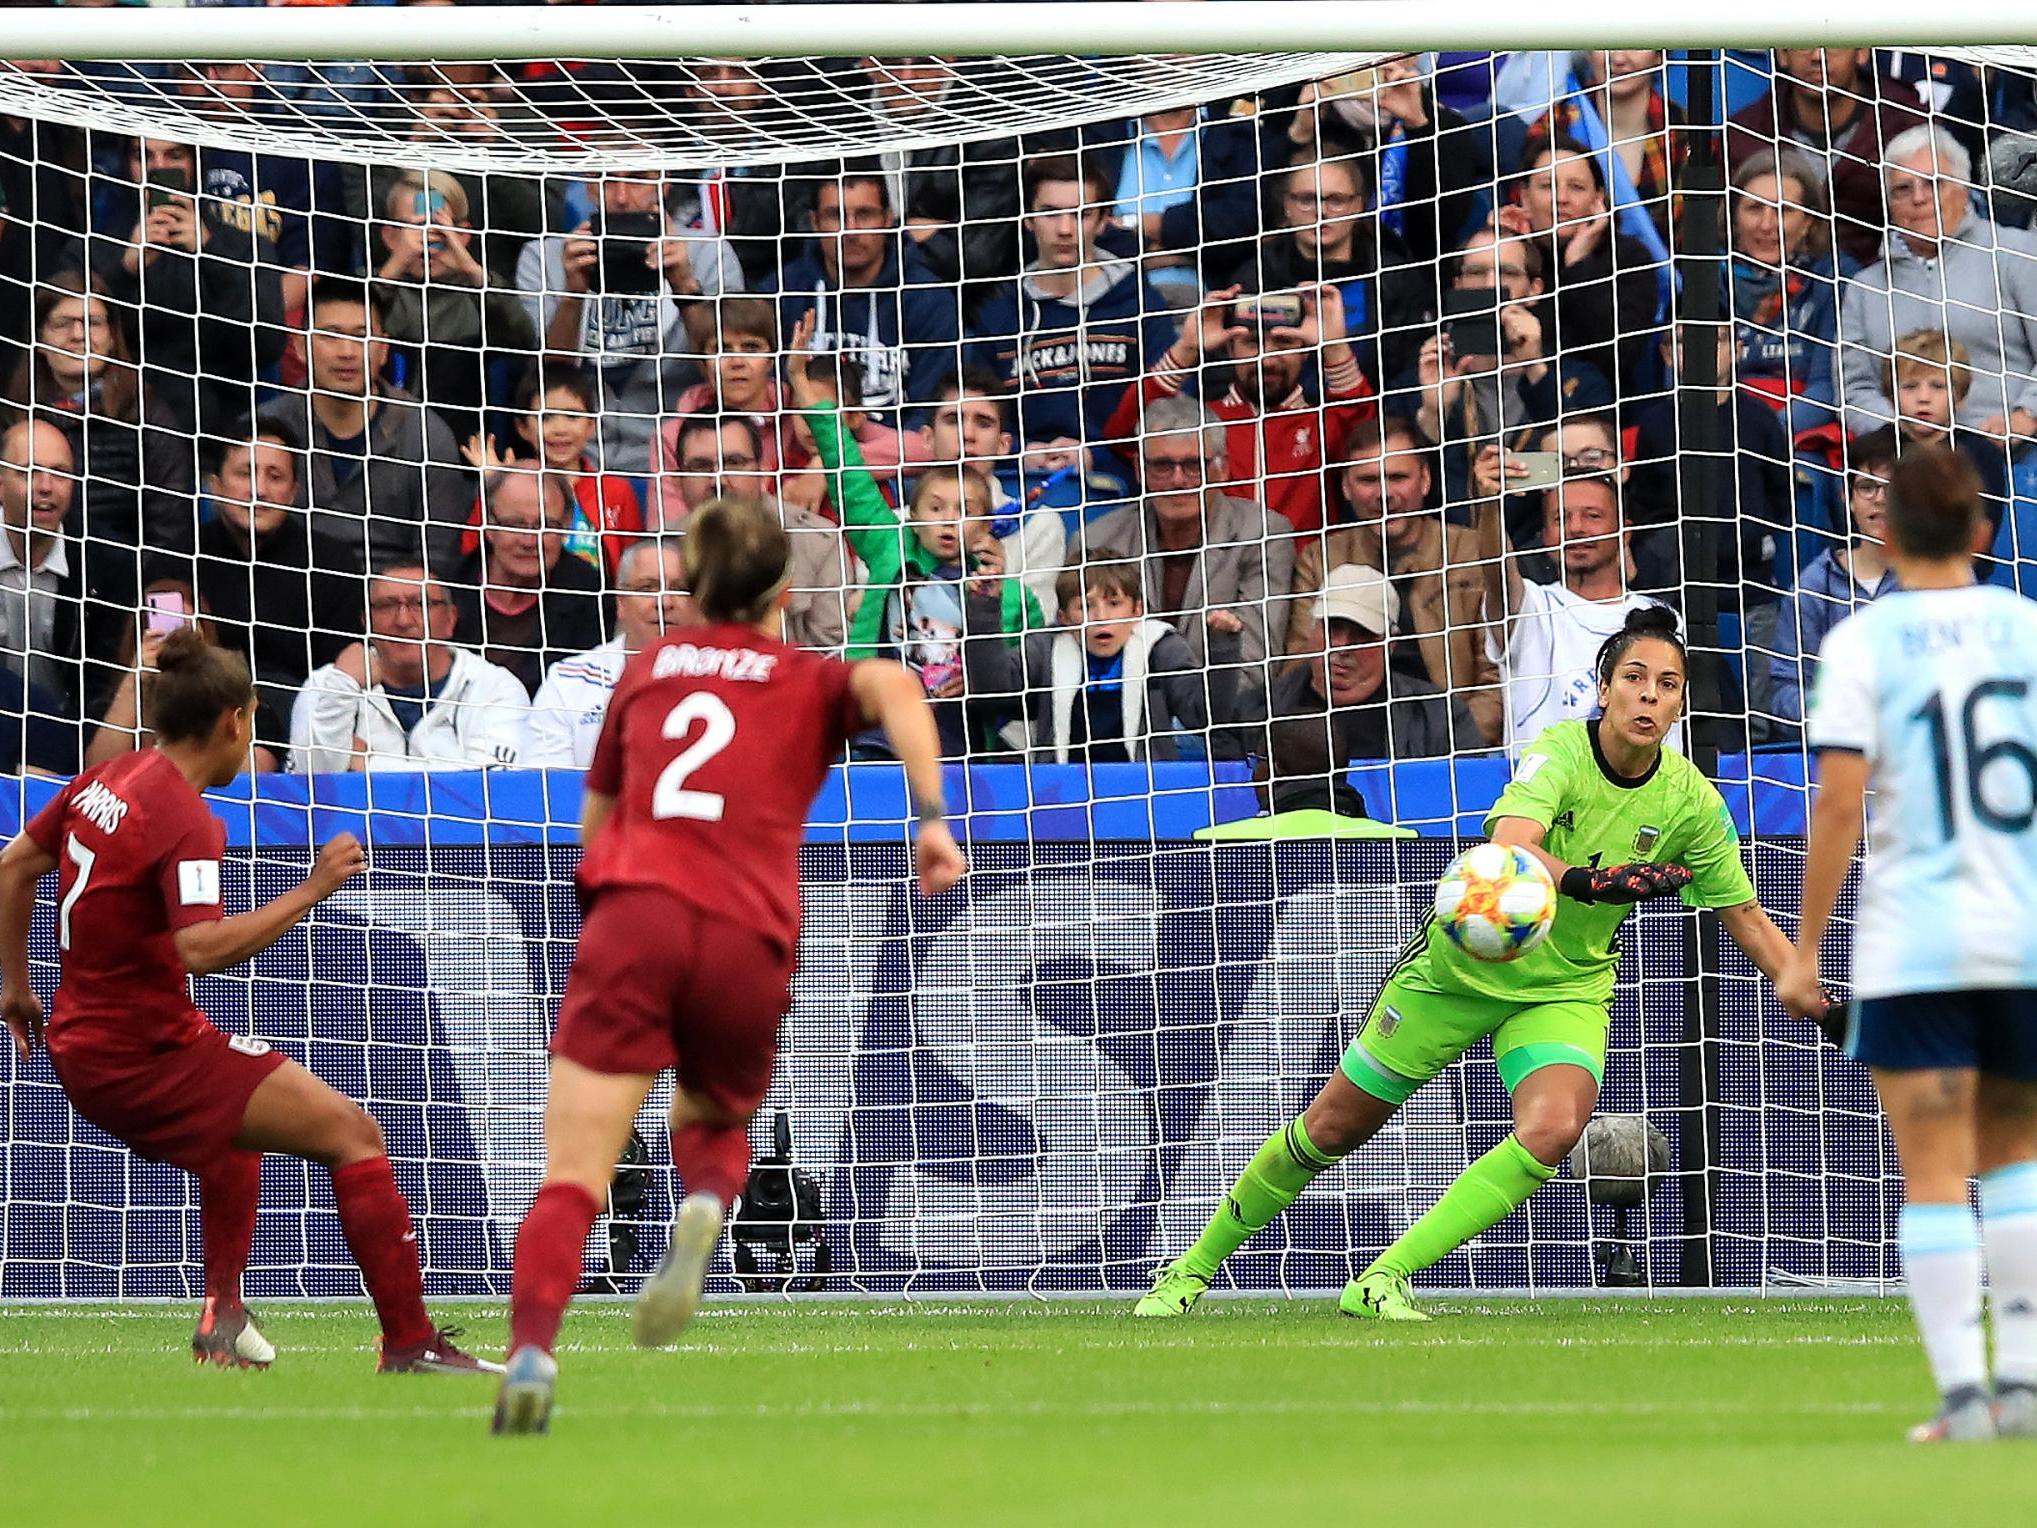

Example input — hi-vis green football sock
[1180,1119,1342,1278]
[1365,1134,1556,1280]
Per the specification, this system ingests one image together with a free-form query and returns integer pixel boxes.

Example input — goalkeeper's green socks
[1365,1134,1556,1280]
[1179,1119,1343,1278]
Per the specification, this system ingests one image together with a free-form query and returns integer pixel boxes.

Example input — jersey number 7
[58,834,96,952]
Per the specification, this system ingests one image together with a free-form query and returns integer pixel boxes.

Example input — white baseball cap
[1313,563,1399,638]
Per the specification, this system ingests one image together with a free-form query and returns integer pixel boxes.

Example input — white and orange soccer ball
[1433,843,1558,963]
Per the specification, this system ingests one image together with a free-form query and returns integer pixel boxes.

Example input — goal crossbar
[0,1,2031,63]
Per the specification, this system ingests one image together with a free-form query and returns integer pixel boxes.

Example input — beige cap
[1313,563,1399,637]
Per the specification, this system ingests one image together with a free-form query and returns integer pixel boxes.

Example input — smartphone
[1441,287,1499,360]
[146,166,190,211]
[1236,291,1304,332]
[145,590,187,636]
[1316,66,1379,101]
[591,211,663,295]
[1506,451,1563,492]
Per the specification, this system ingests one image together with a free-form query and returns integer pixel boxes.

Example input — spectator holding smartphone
[1406,228,1611,502]
[515,169,744,470]
[87,137,287,434]
[85,579,287,773]
[371,170,536,446]
[1107,281,1374,537]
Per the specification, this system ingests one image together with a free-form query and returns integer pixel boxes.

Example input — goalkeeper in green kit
[1138,607,1819,1319]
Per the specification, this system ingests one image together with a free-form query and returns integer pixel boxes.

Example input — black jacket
[46,397,196,674]
[1218,662,1478,767]
[446,546,607,697]
[195,509,361,694]
[85,196,288,434]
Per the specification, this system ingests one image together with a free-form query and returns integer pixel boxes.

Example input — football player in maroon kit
[0,630,496,1375]
[494,497,967,1434]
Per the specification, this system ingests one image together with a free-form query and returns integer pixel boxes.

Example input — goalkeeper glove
[1559,861,1694,906]
[1810,986,1847,1049]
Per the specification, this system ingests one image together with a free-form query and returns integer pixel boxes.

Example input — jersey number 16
[1912,678,2037,837]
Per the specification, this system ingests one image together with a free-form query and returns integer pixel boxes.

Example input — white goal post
[2,3,2026,1302]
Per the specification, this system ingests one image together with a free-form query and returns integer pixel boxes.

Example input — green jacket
[804,404,1041,660]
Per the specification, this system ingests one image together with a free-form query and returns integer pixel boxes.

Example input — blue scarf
[1565,82,1674,319]
[1085,650,1126,695]
[1376,120,1409,240]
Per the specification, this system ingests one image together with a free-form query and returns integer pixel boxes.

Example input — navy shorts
[1848,988,2037,1079]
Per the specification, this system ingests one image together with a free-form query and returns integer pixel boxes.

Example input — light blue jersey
[1809,583,2037,999]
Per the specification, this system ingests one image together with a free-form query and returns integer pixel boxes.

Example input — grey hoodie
[1840,210,2037,434]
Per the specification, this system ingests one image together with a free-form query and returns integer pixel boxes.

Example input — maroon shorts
[49,1024,287,1174]
[551,887,793,1115]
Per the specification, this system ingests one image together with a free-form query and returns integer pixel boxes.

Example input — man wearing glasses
[1841,124,2037,447]
[658,415,854,652]
[521,538,690,769]
[447,470,608,696]
[289,563,528,773]
[1069,394,1294,674]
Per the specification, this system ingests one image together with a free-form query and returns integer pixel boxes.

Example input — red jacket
[1104,357,1375,536]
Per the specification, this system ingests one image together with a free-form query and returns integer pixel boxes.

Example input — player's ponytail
[685,496,791,627]
[149,628,254,744]
[1594,604,1685,686]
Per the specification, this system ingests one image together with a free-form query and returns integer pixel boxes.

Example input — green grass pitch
[1,1297,2030,1525]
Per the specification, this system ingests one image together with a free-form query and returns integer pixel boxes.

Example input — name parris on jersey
[71,781,129,835]
[651,644,780,684]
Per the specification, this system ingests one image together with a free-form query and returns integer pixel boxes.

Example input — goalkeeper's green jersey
[1403,720,1756,1005]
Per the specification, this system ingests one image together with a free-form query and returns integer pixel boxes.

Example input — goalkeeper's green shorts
[1338,974,1609,1106]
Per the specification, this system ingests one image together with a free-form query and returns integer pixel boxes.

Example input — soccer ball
[1433,843,1557,963]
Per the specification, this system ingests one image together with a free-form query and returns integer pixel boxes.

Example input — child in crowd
[780,354,929,518]
[461,366,643,578]
[919,369,1067,615]
[654,297,792,524]
[789,317,1038,758]
[1888,328,2009,512]
[971,559,1234,763]
[1768,427,1899,728]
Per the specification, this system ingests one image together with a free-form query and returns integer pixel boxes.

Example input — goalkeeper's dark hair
[149,628,253,744]
[1594,604,1685,686]
[684,496,791,626]
[1886,443,1983,560]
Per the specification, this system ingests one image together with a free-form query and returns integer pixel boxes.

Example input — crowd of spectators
[2,39,2036,812]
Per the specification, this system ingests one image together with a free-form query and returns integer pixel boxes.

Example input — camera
[589,211,663,295]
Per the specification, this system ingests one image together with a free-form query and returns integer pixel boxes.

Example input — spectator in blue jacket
[1730,146,1850,443]
[767,163,961,419]
[1769,428,1898,728]
[968,154,1178,480]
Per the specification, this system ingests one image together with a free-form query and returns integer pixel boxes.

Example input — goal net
[0,9,2019,1299]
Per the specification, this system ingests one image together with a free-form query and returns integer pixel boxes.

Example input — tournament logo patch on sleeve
[177,859,221,907]
[1717,802,1741,844]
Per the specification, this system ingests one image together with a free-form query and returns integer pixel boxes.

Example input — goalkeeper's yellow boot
[1339,1270,1430,1322]
[1133,1260,1211,1318]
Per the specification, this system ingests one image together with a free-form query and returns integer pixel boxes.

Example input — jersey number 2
[652,693,737,823]
[57,834,95,952]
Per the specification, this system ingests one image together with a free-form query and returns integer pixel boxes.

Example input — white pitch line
[0,1395,1907,1426]
[0,1331,1913,1358]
